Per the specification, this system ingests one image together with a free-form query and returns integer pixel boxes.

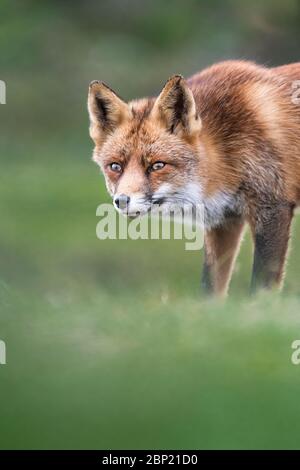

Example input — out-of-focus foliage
[1,0,300,145]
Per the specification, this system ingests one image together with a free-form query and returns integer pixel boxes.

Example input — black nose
[114,194,130,209]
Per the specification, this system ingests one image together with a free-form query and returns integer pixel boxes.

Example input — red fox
[88,60,300,296]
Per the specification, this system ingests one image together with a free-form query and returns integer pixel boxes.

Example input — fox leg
[201,218,245,297]
[249,203,294,292]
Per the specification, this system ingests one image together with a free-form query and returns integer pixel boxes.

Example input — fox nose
[114,194,130,209]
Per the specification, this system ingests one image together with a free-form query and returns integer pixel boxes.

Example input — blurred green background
[1,0,300,450]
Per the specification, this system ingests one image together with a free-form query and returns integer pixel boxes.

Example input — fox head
[88,75,203,216]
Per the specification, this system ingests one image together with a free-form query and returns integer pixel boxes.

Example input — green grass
[1,158,300,449]
[2,0,300,451]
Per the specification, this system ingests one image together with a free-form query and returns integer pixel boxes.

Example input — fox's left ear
[151,75,202,137]
[88,81,131,145]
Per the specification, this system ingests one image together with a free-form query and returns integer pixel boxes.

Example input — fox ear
[88,81,131,145]
[151,75,201,137]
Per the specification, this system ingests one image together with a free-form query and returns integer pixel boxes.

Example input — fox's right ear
[88,81,131,145]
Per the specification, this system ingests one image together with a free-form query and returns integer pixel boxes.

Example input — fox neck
[195,136,243,228]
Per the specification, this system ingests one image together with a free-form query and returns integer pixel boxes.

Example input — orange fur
[88,60,300,295]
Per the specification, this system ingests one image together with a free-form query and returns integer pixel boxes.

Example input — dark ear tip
[89,80,119,97]
[89,80,110,90]
[167,74,184,84]
[173,74,184,80]
[89,80,100,88]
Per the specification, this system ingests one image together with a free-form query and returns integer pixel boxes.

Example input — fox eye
[151,161,165,172]
[110,162,122,173]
